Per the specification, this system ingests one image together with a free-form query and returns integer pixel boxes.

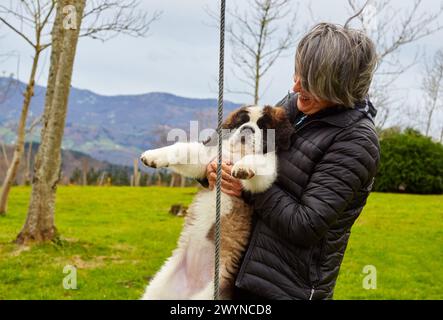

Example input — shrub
[374,128,443,194]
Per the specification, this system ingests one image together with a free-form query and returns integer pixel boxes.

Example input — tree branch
[80,0,162,41]
[0,17,35,48]
[344,0,370,28]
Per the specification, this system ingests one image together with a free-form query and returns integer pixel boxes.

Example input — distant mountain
[0,77,241,165]
[0,142,129,185]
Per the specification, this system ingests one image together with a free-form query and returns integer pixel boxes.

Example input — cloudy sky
[1,0,442,132]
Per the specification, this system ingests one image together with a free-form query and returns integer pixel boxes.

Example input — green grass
[0,186,195,300]
[0,187,441,300]
[335,193,443,299]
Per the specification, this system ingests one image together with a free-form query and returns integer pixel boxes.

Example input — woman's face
[292,75,334,115]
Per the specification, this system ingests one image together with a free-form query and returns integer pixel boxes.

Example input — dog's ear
[261,106,294,152]
[222,110,237,130]
[222,106,249,130]
[273,107,294,151]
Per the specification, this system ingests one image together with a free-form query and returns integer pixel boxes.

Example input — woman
[206,23,380,300]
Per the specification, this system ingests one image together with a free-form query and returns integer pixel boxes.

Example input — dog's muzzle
[239,126,255,144]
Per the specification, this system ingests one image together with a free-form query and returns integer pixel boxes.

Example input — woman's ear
[274,107,294,151]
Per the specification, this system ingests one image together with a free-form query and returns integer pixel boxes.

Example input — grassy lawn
[0,186,441,300]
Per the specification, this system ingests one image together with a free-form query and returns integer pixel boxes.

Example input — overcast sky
[1,0,443,132]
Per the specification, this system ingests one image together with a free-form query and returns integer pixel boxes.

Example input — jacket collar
[284,93,377,128]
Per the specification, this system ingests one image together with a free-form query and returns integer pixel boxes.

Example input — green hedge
[374,128,443,194]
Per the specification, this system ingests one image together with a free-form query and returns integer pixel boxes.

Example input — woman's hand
[207,160,243,198]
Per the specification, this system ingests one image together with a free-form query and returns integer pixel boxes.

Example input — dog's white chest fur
[188,190,236,237]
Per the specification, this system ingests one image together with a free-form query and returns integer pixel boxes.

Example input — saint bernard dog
[140,105,294,300]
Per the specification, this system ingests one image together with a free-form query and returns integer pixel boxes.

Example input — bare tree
[0,73,13,169]
[1,140,9,168]
[0,0,160,215]
[422,50,443,137]
[133,158,140,187]
[346,0,443,129]
[97,171,106,186]
[217,0,298,104]
[16,0,86,243]
[16,0,159,243]
[0,0,56,215]
[23,140,33,185]
[22,117,42,185]
[81,0,161,41]
[82,158,89,186]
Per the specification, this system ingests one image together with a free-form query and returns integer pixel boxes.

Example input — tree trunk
[133,158,140,187]
[24,140,33,185]
[17,0,86,244]
[82,158,88,186]
[170,173,176,187]
[425,99,436,137]
[0,50,41,215]
[254,54,260,105]
[98,172,106,186]
[440,127,443,144]
[1,141,9,167]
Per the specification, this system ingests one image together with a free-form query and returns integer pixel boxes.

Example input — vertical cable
[214,0,226,301]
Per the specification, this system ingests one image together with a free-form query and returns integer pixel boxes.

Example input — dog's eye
[235,112,250,127]
[240,113,250,123]
[257,114,272,129]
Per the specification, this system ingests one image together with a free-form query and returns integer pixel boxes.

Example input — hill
[0,142,131,185]
[0,77,241,166]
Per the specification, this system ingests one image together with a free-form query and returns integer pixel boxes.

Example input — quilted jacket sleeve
[254,125,380,247]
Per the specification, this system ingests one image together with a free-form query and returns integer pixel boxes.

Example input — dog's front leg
[231,152,277,193]
[141,142,216,179]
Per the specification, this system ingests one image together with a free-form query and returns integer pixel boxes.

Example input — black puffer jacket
[235,93,380,300]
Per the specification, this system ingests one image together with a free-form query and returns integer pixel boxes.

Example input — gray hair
[295,23,378,108]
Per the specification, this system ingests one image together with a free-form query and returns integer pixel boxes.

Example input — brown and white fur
[140,105,294,300]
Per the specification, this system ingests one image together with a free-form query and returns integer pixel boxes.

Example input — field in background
[0,187,441,300]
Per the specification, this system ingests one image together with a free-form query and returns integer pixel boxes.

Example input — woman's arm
[254,127,380,247]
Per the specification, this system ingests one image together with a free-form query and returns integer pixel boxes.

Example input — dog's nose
[240,126,255,134]
[140,154,147,166]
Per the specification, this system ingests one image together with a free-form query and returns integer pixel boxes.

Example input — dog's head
[222,105,294,155]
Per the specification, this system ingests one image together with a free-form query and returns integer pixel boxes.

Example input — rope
[214,0,226,301]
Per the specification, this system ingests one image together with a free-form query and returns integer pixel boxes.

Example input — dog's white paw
[232,162,256,180]
[140,149,169,168]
